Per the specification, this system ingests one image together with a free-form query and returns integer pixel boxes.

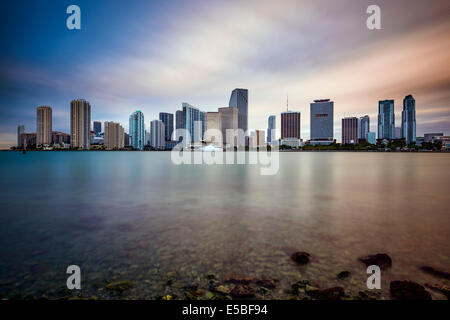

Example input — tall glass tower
[159,112,174,141]
[182,103,202,144]
[129,110,145,150]
[229,88,248,133]
[401,95,416,145]
[378,100,395,140]
[267,115,276,144]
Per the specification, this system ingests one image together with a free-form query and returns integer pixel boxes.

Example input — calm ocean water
[0,151,449,299]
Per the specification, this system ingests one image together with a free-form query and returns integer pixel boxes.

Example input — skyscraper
[358,115,370,141]
[218,107,239,146]
[402,95,416,144]
[104,121,124,150]
[129,110,145,150]
[205,112,221,144]
[36,106,52,145]
[310,99,334,143]
[159,112,174,142]
[70,99,91,149]
[228,88,248,133]
[183,103,202,143]
[17,125,24,147]
[176,110,184,129]
[342,117,358,144]
[267,115,276,144]
[93,121,102,135]
[150,119,165,150]
[378,100,395,140]
[281,111,301,139]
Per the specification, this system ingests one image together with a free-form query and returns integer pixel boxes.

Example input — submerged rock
[291,252,311,265]
[230,285,255,298]
[213,285,231,295]
[337,271,351,279]
[358,253,392,270]
[420,266,450,280]
[425,283,450,299]
[310,287,345,300]
[255,278,278,289]
[390,281,431,300]
[224,274,253,285]
[291,280,319,295]
[106,280,134,293]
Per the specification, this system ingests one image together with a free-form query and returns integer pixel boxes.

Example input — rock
[224,274,253,285]
[291,280,319,294]
[390,281,431,300]
[357,290,380,300]
[358,253,392,270]
[425,283,450,299]
[291,252,311,265]
[310,287,345,300]
[420,266,450,280]
[161,294,173,300]
[106,280,134,293]
[337,271,351,279]
[206,274,216,280]
[214,285,231,295]
[255,278,278,289]
[230,285,255,298]
[205,291,215,300]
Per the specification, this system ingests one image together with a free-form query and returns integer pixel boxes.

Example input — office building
[129,110,145,150]
[229,88,248,133]
[310,99,334,144]
[104,121,124,150]
[342,117,358,144]
[36,106,52,145]
[219,107,238,146]
[358,115,370,140]
[401,94,416,144]
[20,133,36,148]
[205,112,221,144]
[93,121,102,135]
[378,100,395,140]
[281,111,301,139]
[183,103,203,144]
[267,115,276,144]
[52,131,70,145]
[159,112,174,142]
[124,132,129,146]
[70,99,91,149]
[255,130,265,147]
[367,132,376,144]
[395,127,402,139]
[17,125,24,147]
[150,119,165,150]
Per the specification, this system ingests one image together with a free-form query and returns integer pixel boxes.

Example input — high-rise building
[36,106,52,145]
[183,103,203,143]
[218,107,238,146]
[401,94,416,144]
[367,132,376,145]
[229,88,248,133]
[129,110,145,150]
[17,125,24,147]
[52,131,70,145]
[358,115,370,140]
[267,115,276,144]
[104,121,124,150]
[124,132,130,146]
[255,130,265,147]
[159,112,174,142]
[150,120,165,150]
[70,99,91,149]
[176,110,184,129]
[378,100,395,140]
[281,111,301,139]
[310,99,334,143]
[205,112,221,144]
[395,127,402,139]
[342,117,358,144]
[93,121,102,135]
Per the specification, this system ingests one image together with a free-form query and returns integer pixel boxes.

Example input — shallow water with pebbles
[0,151,449,299]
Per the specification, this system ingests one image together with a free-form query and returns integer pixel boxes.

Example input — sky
[0,0,449,148]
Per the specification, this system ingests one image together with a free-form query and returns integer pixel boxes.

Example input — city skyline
[1,0,450,148]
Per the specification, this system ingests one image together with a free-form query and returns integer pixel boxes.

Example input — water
[0,151,449,299]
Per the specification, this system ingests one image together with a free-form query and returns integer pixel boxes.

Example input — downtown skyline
[1,0,450,148]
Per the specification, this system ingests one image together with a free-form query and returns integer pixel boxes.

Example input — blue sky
[1,0,449,147]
